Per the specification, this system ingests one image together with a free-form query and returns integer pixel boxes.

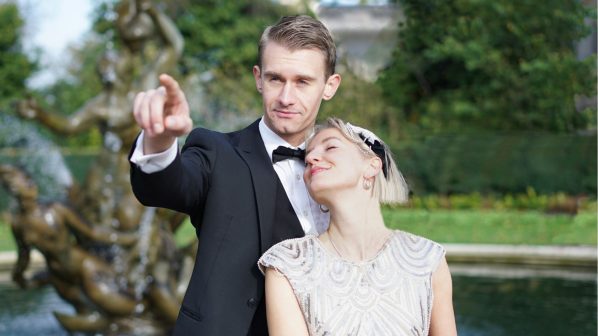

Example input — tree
[318,63,407,148]
[0,3,36,110]
[378,0,596,133]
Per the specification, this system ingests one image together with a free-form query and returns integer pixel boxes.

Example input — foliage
[402,189,597,213]
[394,131,596,195]
[168,0,290,75]
[379,0,597,133]
[318,64,408,145]
[0,3,36,110]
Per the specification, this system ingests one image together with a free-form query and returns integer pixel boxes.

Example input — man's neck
[260,118,310,148]
[259,118,306,149]
[284,135,306,148]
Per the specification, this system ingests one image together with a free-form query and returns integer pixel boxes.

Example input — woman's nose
[305,151,320,164]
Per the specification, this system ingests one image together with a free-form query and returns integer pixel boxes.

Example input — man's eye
[326,146,337,150]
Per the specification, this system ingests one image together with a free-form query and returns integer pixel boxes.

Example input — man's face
[253,42,340,146]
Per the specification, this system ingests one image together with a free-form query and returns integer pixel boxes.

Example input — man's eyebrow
[296,74,317,82]
[263,71,317,82]
[263,71,280,78]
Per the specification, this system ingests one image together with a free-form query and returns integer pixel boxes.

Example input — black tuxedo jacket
[130,119,304,335]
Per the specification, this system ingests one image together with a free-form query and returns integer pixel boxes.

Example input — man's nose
[278,82,296,106]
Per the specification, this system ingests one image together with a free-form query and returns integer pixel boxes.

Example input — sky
[16,0,95,88]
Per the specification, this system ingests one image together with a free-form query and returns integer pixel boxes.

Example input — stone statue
[17,0,184,232]
[0,164,138,329]
[7,1,193,334]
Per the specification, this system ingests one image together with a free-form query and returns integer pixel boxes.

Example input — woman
[258,118,457,335]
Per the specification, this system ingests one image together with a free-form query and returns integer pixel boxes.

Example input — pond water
[0,271,596,335]
[0,282,74,335]
[454,274,596,335]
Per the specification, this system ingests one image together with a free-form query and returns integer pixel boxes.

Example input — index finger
[159,74,184,104]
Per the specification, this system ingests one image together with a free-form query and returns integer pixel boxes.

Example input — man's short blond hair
[258,15,337,79]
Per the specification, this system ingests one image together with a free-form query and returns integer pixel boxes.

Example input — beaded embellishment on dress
[258,230,445,336]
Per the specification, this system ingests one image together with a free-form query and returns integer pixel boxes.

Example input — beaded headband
[346,123,388,178]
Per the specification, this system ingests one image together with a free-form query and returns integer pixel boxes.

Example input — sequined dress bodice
[258,230,445,336]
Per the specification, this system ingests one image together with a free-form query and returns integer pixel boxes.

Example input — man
[129,15,341,335]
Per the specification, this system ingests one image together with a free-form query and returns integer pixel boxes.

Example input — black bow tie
[272,146,305,163]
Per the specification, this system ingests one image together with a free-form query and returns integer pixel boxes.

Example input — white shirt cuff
[130,131,178,174]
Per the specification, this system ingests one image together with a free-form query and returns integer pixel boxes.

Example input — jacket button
[247,298,257,308]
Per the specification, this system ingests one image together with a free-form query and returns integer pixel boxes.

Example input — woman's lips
[310,166,327,176]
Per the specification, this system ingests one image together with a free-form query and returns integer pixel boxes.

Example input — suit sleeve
[129,128,217,216]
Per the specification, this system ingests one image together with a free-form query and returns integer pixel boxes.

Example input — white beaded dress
[258,230,445,336]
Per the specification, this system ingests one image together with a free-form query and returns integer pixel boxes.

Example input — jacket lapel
[234,119,280,254]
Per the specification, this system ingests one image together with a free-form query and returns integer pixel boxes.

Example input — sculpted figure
[16,0,183,232]
[0,164,140,332]
[116,0,184,90]
[8,1,189,333]
[2,163,191,332]
[135,211,198,324]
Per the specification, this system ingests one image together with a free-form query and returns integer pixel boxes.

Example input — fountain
[0,1,195,334]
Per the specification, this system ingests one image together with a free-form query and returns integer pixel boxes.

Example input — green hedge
[398,190,596,213]
[393,131,596,195]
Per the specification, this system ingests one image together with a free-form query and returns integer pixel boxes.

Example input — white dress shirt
[129,119,329,235]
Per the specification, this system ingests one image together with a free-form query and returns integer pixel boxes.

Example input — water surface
[0,272,595,335]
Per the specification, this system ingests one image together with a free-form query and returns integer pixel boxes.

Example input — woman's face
[303,128,369,202]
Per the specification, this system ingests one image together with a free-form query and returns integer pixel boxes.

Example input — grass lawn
[0,209,595,252]
[383,208,596,245]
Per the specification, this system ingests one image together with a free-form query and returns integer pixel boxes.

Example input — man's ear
[364,156,383,179]
[253,65,263,93]
[322,73,341,101]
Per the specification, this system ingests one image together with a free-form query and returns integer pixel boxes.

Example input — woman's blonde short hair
[306,117,409,204]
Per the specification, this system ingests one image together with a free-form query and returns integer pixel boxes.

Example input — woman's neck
[324,194,390,262]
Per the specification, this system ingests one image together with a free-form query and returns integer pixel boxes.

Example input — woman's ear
[364,156,383,179]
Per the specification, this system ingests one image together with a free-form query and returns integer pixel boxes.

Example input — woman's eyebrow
[306,136,342,152]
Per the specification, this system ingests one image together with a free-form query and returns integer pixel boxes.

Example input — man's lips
[273,109,299,117]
